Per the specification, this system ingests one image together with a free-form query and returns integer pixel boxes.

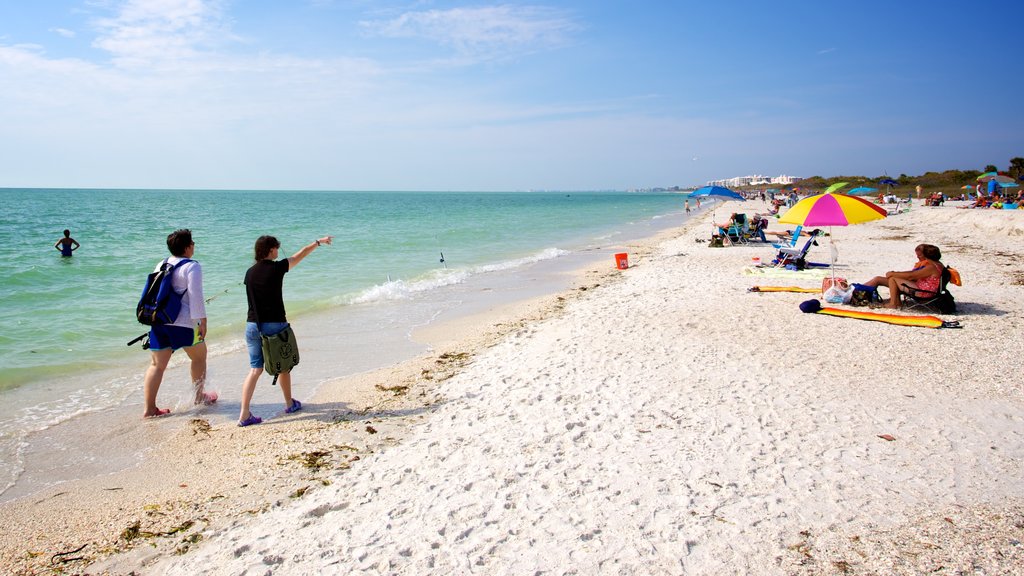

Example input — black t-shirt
[245,259,290,323]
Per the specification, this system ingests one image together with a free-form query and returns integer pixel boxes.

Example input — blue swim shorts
[245,322,289,369]
[148,324,200,351]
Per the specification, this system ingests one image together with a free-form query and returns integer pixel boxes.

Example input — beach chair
[741,216,768,242]
[886,201,902,216]
[772,229,821,268]
[771,225,803,250]
[900,266,958,314]
[724,213,748,244]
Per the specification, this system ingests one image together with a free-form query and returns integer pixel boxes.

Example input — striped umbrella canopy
[779,192,888,281]
[977,172,1015,184]
[779,192,888,227]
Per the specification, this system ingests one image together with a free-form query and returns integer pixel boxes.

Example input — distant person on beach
[685,199,691,213]
[54,229,80,257]
[916,185,922,199]
[142,229,214,418]
[861,244,944,309]
[238,234,334,427]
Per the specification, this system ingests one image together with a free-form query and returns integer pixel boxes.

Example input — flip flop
[199,392,218,405]
[285,399,302,414]
[238,414,262,427]
[144,408,171,419]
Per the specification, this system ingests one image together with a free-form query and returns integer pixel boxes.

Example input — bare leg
[278,371,296,411]
[862,276,887,288]
[143,349,174,418]
[239,367,262,422]
[183,342,213,404]
[885,277,903,308]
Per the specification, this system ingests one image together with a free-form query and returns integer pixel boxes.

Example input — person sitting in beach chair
[900,264,959,314]
[717,213,748,244]
[860,244,946,309]
[741,215,769,243]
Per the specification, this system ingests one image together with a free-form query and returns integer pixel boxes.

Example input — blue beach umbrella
[878,177,899,195]
[691,185,745,200]
[691,186,745,238]
[847,186,878,195]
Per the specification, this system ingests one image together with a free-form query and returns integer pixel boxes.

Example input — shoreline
[0,209,687,573]
[0,200,697,503]
[4,204,1023,574]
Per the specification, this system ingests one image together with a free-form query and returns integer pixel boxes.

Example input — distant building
[707,174,803,187]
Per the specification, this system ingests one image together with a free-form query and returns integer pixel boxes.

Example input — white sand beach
[4,203,1024,575]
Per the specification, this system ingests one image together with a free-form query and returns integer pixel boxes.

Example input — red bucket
[614,252,629,270]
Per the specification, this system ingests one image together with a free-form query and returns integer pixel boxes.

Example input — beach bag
[850,283,880,307]
[935,292,957,314]
[136,258,191,325]
[821,277,847,294]
[261,324,300,383]
[822,278,853,304]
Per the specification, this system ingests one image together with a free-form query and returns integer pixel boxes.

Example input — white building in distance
[707,174,803,187]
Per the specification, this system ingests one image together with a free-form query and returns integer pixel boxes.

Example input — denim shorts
[245,322,289,369]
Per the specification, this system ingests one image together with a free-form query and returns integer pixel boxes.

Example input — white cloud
[362,5,579,61]
[89,0,232,68]
[50,28,77,38]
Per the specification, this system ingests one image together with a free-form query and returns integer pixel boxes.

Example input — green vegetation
[735,157,1021,195]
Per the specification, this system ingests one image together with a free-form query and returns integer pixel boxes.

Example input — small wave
[348,247,570,305]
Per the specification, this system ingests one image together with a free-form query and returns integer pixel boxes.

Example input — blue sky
[1,1,1021,191]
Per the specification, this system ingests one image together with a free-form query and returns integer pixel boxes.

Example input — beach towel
[742,267,829,279]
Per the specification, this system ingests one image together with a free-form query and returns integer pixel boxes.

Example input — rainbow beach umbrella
[778,191,887,280]
[779,191,887,227]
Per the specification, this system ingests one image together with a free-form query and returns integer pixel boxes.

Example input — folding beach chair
[724,213,748,244]
[741,216,768,243]
[772,229,821,268]
[771,225,803,250]
[900,265,958,314]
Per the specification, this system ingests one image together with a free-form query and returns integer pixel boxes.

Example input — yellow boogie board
[748,286,820,293]
[818,307,961,329]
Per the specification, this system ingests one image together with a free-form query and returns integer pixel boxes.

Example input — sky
[1,0,1022,191]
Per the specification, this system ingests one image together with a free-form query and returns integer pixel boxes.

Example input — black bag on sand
[261,324,299,385]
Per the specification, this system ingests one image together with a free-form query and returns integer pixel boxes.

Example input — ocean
[0,188,697,499]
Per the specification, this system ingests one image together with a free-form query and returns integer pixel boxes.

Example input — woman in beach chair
[716,213,747,243]
[901,265,958,313]
[860,244,944,309]
[742,215,769,242]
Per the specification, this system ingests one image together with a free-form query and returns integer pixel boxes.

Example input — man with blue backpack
[139,229,215,418]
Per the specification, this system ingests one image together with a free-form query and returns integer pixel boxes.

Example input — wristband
[316,239,321,247]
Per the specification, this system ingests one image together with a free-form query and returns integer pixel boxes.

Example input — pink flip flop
[144,408,171,419]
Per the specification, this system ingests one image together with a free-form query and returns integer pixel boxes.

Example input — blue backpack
[136,258,191,325]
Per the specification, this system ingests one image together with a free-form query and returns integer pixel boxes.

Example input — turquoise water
[0,188,687,392]
[1,188,696,498]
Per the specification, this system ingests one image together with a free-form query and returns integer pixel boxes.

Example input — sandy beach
[3,202,1023,575]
